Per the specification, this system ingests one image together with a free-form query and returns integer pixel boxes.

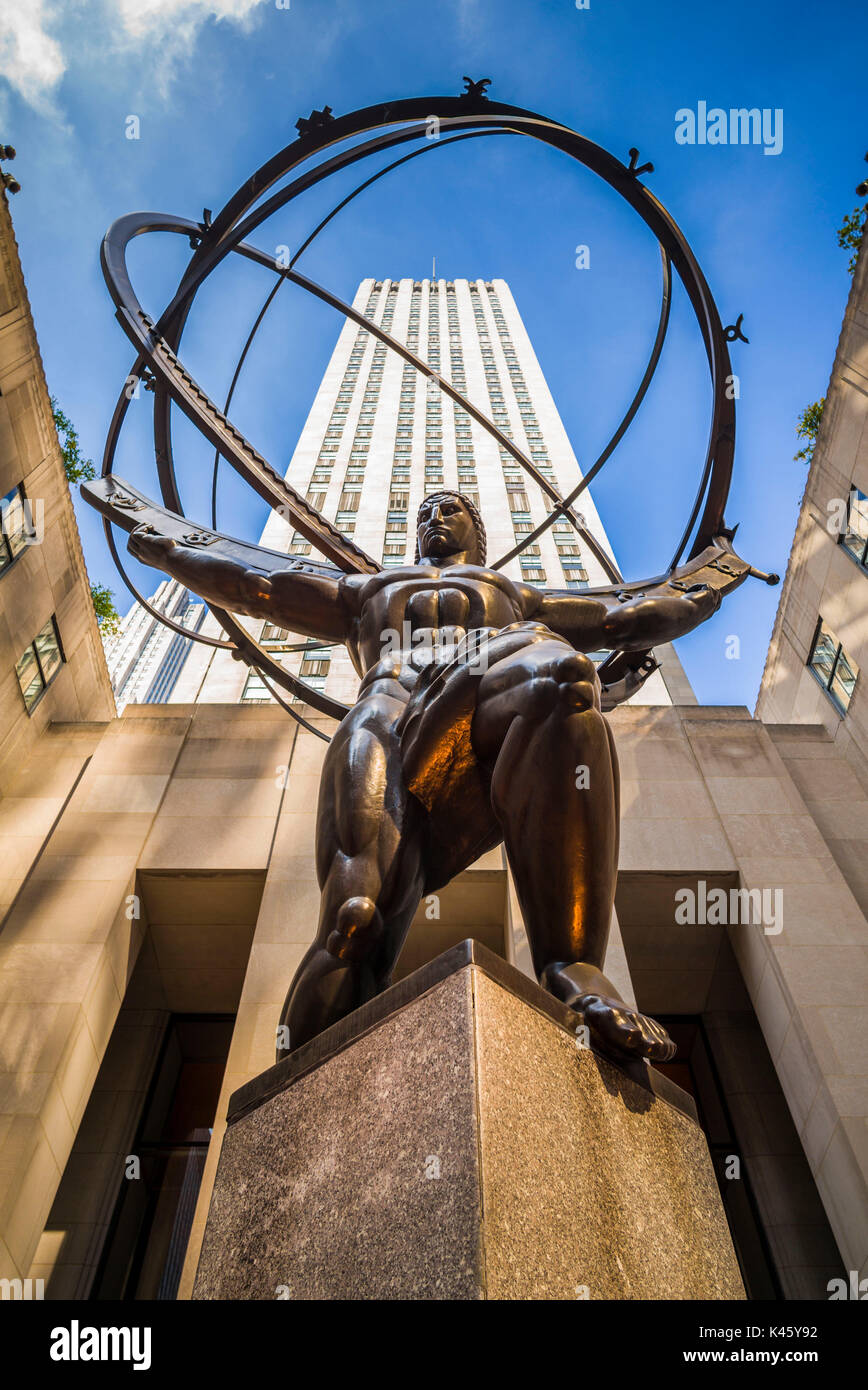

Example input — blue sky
[0,0,864,705]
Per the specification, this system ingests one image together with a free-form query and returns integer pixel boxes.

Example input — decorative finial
[627,148,654,178]
[724,314,749,344]
[296,106,334,138]
[461,77,491,101]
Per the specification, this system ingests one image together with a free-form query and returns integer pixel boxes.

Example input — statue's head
[415,490,487,565]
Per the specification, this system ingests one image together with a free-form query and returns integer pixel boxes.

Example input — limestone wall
[0,192,114,798]
[0,701,863,1296]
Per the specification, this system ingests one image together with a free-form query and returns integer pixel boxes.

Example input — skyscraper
[169,277,687,708]
[103,579,206,713]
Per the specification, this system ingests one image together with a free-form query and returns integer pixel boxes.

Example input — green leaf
[836,204,867,276]
[794,399,825,465]
[90,582,122,637]
[51,396,96,483]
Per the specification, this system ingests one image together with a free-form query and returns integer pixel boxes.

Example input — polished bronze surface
[126,489,741,1065]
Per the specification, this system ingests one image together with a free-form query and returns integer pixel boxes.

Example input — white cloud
[116,0,265,38]
[0,0,270,116]
[113,0,269,96]
[0,0,66,117]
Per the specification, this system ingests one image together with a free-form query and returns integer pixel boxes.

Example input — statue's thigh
[479,634,594,698]
[315,697,406,877]
[474,636,591,757]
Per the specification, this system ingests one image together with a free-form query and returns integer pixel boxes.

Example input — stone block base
[193,941,744,1299]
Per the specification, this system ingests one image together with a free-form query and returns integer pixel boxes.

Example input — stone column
[193,940,744,1300]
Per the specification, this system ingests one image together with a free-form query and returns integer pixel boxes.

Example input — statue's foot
[574,993,676,1062]
[541,961,676,1064]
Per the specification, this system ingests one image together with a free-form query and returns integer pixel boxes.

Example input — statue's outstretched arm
[530,582,721,652]
[129,528,351,644]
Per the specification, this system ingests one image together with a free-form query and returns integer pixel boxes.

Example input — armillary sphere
[83,78,778,740]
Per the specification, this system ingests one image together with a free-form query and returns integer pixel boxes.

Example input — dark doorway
[655,1017,782,1300]
[91,1015,234,1301]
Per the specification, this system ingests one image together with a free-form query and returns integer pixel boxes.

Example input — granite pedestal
[193,940,745,1300]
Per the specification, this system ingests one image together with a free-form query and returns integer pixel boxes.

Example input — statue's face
[417,495,478,562]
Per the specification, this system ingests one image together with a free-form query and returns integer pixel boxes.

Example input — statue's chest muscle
[405,585,472,629]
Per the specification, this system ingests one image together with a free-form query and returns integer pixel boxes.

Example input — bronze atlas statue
[83,82,778,1070]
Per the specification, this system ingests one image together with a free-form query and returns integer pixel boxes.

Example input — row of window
[2,484,66,709]
[241,633,332,705]
[804,484,867,714]
[302,289,399,538]
[470,294,541,577]
[489,290,587,589]
[368,280,497,293]
[304,282,585,597]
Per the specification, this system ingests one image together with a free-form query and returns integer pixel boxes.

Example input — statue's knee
[516,652,598,718]
[326,895,384,962]
[552,652,599,712]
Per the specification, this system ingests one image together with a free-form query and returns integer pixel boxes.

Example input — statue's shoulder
[343,563,419,602]
[450,562,515,587]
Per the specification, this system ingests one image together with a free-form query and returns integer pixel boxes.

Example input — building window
[807,619,858,713]
[300,653,330,679]
[338,490,360,512]
[16,615,64,712]
[262,623,289,643]
[1,483,37,573]
[840,487,868,570]
[241,672,275,703]
[520,562,547,584]
[292,675,327,703]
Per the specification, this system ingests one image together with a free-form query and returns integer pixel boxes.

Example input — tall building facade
[0,194,114,788]
[170,278,686,708]
[103,580,205,714]
[756,231,868,908]
[756,233,867,760]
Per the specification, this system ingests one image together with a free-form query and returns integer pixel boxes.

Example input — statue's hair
[414,489,487,565]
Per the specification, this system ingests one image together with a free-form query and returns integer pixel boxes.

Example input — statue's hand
[682,582,722,620]
[601,581,723,649]
[128,526,273,615]
[128,527,177,566]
